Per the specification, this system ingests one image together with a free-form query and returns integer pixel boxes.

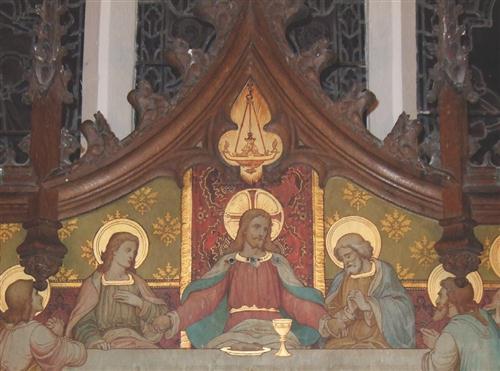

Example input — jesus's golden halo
[223,189,284,241]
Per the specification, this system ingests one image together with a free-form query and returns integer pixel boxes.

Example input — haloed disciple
[66,232,168,349]
[324,233,416,349]
[0,279,86,371]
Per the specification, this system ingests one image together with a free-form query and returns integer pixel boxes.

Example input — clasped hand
[152,315,172,333]
[46,317,64,337]
[347,289,370,312]
[420,328,440,349]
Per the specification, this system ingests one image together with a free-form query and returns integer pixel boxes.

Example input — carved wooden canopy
[0,0,498,289]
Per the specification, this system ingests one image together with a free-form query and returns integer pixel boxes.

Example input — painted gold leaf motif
[218,80,283,184]
[153,263,180,280]
[49,266,78,282]
[342,183,371,211]
[153,213,181,247]
[128,187,158,215]
[102,210,129,224]
[325,212,341,231]
[58,218,78,241]
[396,263,415,280]
[480,236,492,270]
[410,235,438,266]
[0,223,21,243]
[81,239,98,268]
[381,210,412,241]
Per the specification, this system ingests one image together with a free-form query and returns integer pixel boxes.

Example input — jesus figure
[153,208,333,349]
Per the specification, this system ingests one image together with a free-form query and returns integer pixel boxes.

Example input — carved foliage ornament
[427,0,478,103]
[16,219,67,291]
[78,112,121,165]
[25,0,73,104]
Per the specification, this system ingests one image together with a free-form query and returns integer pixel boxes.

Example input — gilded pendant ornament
[218,81,283,184]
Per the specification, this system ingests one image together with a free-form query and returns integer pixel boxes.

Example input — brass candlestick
[272,318,292,357]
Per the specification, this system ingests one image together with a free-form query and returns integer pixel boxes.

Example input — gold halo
[0,265,51,313]
[326,216,381,268]
[489,235,500,278]
[93,218,149,268]
[224,189,284,241]
[427,264,483,306]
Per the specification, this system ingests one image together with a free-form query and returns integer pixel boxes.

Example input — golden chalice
[272,318,292,357]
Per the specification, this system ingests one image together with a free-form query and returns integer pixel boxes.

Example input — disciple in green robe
[66,271,168,349]
[422,309,500,371]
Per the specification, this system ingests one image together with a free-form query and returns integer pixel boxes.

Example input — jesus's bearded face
[243,215,270,250]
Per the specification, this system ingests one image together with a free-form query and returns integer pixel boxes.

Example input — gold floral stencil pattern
[396,263,416,280]
[153,263,180,280]
[153,212,181,247]
[381,210,412,241]
[50,266,78,282]
[58,219,79,241]
[102,210,129,224]
[81,240,98,268]
[128,187,158,216]
[410,235,438,266]
[0,224,21,243]
[342,182,371,211]
[325,211,341,231]
[480,236,492,271]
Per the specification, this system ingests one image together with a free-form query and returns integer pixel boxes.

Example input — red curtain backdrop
[191,165,314,285]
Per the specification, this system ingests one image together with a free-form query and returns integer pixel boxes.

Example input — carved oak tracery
[0,0,499,286]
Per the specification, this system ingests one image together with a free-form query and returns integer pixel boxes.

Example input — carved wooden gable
[0,0,499,300]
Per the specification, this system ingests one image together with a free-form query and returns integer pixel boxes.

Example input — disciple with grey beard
[324,233,416,349]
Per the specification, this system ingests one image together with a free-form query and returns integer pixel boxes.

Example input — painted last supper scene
[0,0,498,370]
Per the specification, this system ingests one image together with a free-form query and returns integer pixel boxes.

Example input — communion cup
[272,318,292,357]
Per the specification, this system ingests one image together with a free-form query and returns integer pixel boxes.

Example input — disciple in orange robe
[325,260,415,349]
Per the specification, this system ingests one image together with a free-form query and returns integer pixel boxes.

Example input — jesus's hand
[152,315,172,333]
